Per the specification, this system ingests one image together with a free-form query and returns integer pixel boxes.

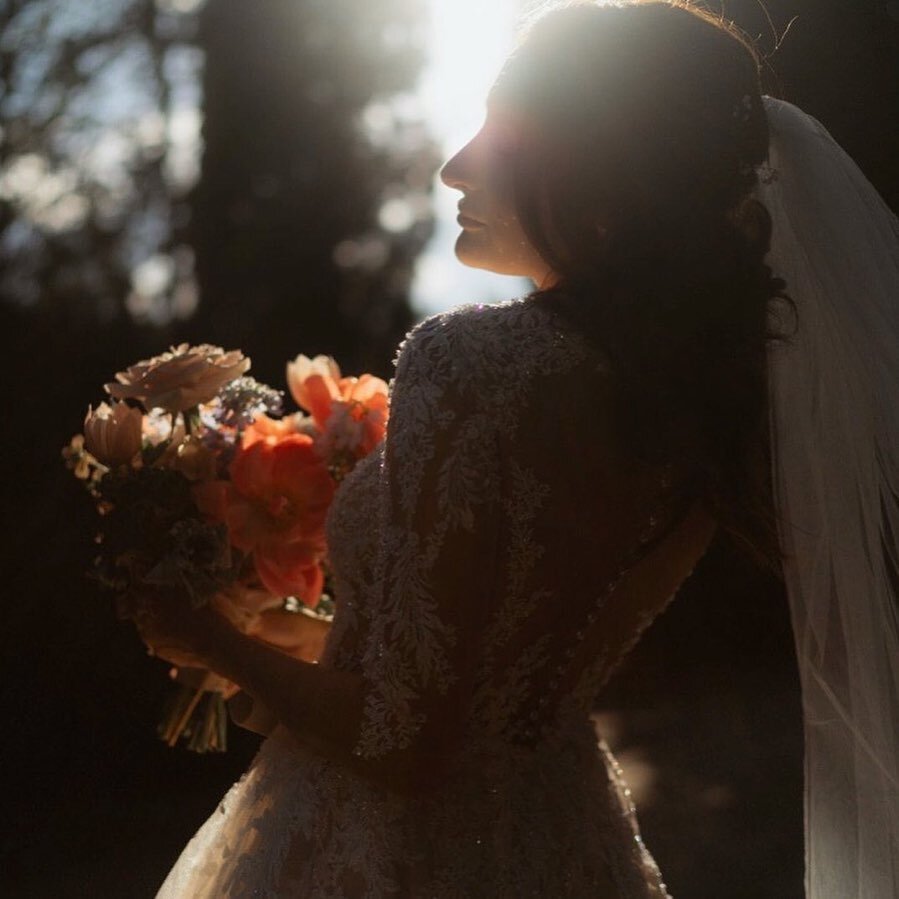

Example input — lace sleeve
[351,299,711,778]
[354,313,502,766]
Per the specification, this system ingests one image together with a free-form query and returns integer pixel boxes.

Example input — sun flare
[412,0,530,314]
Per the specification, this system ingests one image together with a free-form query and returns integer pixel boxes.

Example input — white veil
[759,97,899,898]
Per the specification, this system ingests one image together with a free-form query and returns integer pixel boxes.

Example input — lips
[457,206,485,228]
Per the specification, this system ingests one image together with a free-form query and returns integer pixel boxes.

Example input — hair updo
[494,0,786,566]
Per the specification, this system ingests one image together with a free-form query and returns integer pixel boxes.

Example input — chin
[455,250,499,274]
[454,236,522,278]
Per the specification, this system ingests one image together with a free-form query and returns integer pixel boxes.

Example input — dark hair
[494,0,788,568]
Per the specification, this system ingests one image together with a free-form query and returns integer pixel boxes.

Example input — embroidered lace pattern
[155,297,710,898]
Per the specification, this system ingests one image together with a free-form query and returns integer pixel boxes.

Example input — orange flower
[286,354,388,469]
[286,355,342,428]
[340,373,390,412]
[241,411,306,446]
[286,354,388,433]
[337,375,389,455]
[193,426,334,605]
[316,391,388,463]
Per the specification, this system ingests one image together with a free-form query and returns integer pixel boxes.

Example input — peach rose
[193,426,334,605]
[106,344,250,413]
[83,401,143,467]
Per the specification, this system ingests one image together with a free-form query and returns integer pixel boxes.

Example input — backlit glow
[411,0,529,315]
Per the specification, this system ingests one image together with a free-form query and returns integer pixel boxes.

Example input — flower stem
[163,687,204,747]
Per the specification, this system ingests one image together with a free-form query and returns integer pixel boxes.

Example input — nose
[440,137,476,192]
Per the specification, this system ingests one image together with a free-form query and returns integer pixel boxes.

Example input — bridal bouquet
[64,344,388,750]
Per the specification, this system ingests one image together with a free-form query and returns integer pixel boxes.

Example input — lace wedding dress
[157,296,716,898]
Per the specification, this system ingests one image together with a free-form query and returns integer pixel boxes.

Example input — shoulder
[394,297,595,396]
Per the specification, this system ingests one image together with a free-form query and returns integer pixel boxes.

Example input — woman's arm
[224,606,331,736]
[136,599,442,794]
[200,614,366,762]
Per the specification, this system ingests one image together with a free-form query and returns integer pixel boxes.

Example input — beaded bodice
[157,297,715,898]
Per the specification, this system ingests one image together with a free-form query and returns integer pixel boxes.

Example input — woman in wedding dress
[135,1,899,896]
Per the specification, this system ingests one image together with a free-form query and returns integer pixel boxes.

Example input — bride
[135,1,899,896]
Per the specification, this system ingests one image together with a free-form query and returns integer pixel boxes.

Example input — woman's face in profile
[440,102,553,287]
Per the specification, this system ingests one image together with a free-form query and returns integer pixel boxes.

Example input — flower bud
[83,402,143,467]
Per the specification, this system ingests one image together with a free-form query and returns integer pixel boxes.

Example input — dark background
[1,1,897,896]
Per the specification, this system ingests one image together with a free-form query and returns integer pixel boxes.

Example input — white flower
[106,344,250,413]
[142,408,183,446]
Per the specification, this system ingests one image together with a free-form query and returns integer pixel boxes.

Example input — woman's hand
[128,590,225,670]
[245,608,331,663]
[210,586,332,664]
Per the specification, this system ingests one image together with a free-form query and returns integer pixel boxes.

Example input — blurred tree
[0,0,204,331]
[0,0,436,373]
[185,0,438,381]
